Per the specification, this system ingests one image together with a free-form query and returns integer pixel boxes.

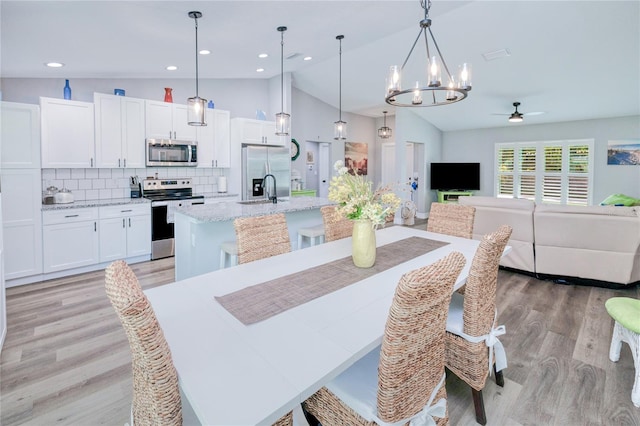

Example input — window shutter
[518,148,536,200]
[497,147,515,197]
[567,144,590,205]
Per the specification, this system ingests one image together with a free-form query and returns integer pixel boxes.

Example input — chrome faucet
[261,174,278,204]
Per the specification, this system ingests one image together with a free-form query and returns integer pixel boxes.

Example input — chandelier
[378,111,392,139]
[334,35,346,140]
[187,11,207,126]
[275,26,290,136]
[385,0,471,107]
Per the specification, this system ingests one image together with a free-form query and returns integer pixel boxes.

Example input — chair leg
[609,321,623,362]
[494,364,505,387]
[472,388,487,425]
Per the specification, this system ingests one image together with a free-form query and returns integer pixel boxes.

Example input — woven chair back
[377,251,466,423]
[234,213,291,264]
[463,225,513,337]
[427,203,476,239]
[105,260,181,426]
[321,205,353,242]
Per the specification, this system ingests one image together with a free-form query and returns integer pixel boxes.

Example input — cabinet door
[197,110,215,168]
[41,97,95,168]
[1,169,43,280]
[242,119,265,144]
[94,93,123,168]
[43,221,99,273]
[121,97,146,168]
[0,102,41,168]
[213,110,231,167]
[126,214,151,257]
[261,121,285,147]
[99,217,127,262]
[145,101,173,139]
[172,104,197,141]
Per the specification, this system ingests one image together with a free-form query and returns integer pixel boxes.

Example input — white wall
[442,115,640,203]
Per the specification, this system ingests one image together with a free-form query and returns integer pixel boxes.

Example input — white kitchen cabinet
[0,102,40,168]
[0,196,6,352]
[43,208,100,273]
[1,169,43,280]
[145,101,197,141]
[40,97,95,168]
[94,93,145,168]
[231,118,285,147]
[197,109,231,168]
[99,204,151,262]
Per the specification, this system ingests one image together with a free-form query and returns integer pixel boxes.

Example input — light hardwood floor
[1,248,639,425]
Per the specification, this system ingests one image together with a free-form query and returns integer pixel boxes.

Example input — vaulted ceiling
[2,1,639,131]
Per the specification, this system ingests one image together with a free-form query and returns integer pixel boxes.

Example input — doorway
[305,141,331,197]
[381,142,415,189]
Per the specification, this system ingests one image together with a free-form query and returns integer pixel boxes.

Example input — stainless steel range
[142,178,204,260]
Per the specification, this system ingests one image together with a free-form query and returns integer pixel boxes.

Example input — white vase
[352,219,376,268]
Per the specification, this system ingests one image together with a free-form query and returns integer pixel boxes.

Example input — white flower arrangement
[328,160,401,227]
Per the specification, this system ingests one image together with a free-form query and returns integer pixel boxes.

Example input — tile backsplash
[42,167,229,200]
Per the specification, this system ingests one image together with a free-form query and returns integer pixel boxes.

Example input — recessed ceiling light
[166,65,178,71]
[258,53,268,58]
[482,48,511,61]
[199,49,210,55]
[256,68,265,73]
[46,62,64,68]
[303,56,312,61]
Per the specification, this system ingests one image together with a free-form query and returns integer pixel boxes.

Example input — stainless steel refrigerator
[242,145,290,201]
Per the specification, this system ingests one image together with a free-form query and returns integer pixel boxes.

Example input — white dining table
[144,226,483,426]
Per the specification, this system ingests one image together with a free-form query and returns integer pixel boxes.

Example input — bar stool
[297,224,325,249]
[219,241,238,269]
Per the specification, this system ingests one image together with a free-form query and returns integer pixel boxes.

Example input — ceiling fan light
[509,113,523,123]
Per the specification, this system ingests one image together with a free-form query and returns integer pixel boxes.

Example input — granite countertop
[175,197,334,222]
[197,192,240,199]
[41,197,151,211]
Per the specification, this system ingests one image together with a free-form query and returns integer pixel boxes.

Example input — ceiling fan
[493,102,545,123]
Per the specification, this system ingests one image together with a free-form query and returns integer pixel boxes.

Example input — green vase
[352,219,376,268]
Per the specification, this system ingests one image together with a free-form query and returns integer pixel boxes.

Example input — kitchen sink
[237,199,277,205]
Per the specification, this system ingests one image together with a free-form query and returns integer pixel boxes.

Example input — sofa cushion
[600,193,640,207]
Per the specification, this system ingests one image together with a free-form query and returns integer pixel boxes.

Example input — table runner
[215,236,449,325]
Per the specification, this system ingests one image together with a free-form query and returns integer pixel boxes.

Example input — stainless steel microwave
[146,139,198,167]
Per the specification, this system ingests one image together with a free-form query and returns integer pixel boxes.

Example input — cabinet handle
[123,218,126,228]
[118,158,121,168]
[94,222,97,232]
[124,158,127,168]
[91,158,94,168]
[129,218,131,227]
[121,209,133,212]
[169,131,172,139]
[65,214,79,218]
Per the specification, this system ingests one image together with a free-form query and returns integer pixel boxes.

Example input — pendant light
[187,11,206,126]
[378,111,392,139]
[275,26,290,136]
[334,35,346,140]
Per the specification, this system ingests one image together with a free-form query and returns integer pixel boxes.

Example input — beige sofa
[458,196,536,273]
[457,197,640,286]
[534,204,640,285]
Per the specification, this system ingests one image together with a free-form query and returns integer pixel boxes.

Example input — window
[495,139,594,205]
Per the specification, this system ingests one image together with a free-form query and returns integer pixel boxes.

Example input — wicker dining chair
[444,225,513,425]
[427,202,476,239]
[105,260,182,426]
[321,205,353,242]
[234,213,291,264]
[302,251,467,426]
[106,260,293,426]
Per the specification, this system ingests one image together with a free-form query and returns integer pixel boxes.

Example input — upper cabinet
[145,101,197,141]
[40,97,95,168]
[231,118,285,147]
[94,93,145,169]
[0,102,40,168]
[197,109,231,168]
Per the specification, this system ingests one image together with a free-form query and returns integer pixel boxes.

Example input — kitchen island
[173,197,334,280]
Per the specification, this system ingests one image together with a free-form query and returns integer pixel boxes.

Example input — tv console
[437,190,473,203]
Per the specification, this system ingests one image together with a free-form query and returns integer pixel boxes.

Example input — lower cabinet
[43,208,100,273]
[99,204,151,262]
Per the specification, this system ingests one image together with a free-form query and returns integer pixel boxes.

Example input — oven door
[150,199,204,260]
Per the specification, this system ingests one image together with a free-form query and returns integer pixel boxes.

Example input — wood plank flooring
[1,248,639,425]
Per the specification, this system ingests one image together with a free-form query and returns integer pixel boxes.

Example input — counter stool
[297,224,325,249]
[219,241,238,269]
[606,297,640,407]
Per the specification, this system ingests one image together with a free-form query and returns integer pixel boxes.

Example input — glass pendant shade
[275,112,291,136]
[378,110,392,139]
[334,120,347,140]
[188,96,207,126]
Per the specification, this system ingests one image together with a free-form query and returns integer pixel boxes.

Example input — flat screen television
[430,162,480,190]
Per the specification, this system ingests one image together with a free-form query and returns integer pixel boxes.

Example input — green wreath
[290,138,300,161]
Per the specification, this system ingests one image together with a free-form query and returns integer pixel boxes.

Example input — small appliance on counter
[42,186,58,204]
[130,176,142,198]
[54,188,74,204]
